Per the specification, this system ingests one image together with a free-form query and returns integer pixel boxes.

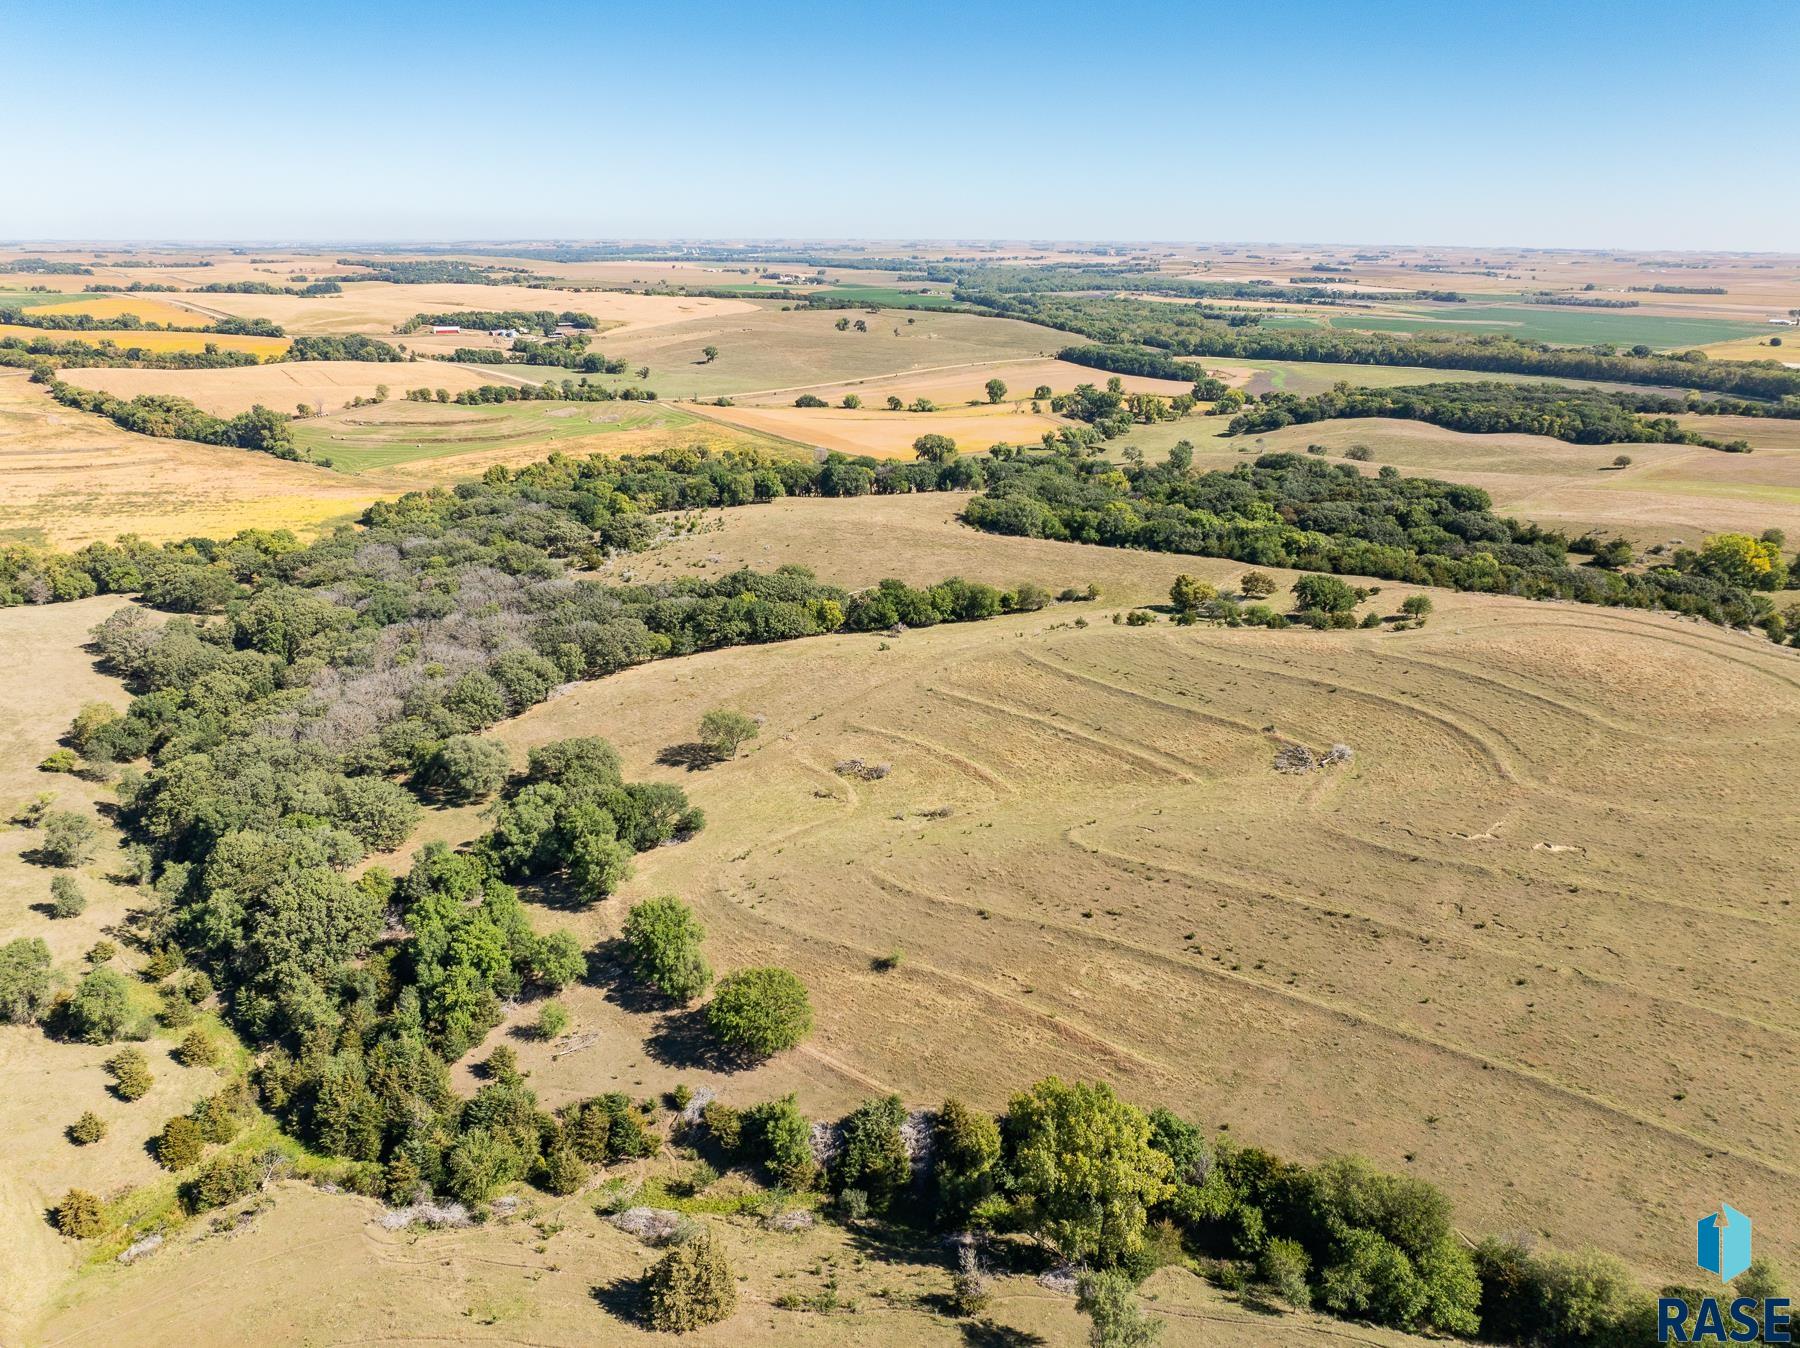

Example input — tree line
[394,309,600,335]
[961,294,1800,403]
[963,449,1797,635]
[1225,381,1760,449]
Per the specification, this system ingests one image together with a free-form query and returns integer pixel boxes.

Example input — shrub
[69,1110,107,1145]
[794,393,828,408]
[86,940,116,965]
[700,1101,742,1157]
[743,1096,818,1189]
[156,1115,206,1170]
[835,1095,910,1211]
[424,734,509,801]
[1473,1238,1653,1346]
[645,1230,737,1332]
[706,967,812,1059]
[106,1047,153,1100]
[1169,573,1218,616]
[621,896,712,1002]
[1291,574,1359,614]
[175,1025,218,1067]
[1003,1077,1172,1266]
[1400,594,1433,620]
[1344,445,1374,461]
[39,809,100,866]
[950,1242,993,1316]
[49,874,86,914]
[935,1098,1001,1219]
[698,708,759,761]
[65,968,132,1043]
[182,1152,259,1212]
[539,1144,589,1196]
[1260,1236,1312,1307]
[54,1188,105,1239]
[40,749,79,774]
[0,937,53,1023]
[522,1001,564,1043]
[1076,1268,1164,1347]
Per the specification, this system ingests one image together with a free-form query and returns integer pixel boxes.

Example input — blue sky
[4,0,1795,249]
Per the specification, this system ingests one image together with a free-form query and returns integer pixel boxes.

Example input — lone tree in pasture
[1401,595,1434,622]
[1239,571,1277,599]
[39,811,100,867]
[622,895,712,1001]
[645,1230,736,1331]
[841,393,862,409]
[1169,574,1217,617]
[1291,574,1359,614]
[985,378,1008,404]
[706,967,813,1059]
[50,875,86,919]
[913,433,957,464]
[701,345,718,363]
[698,708,759,762]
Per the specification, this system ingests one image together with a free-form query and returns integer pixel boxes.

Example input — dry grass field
[1198,416,1800,544]
[727,356,1195,409]
[293,399,810,476]
[586,306,1059,401]
[687,400,1068,458]
[0,597,230,1343]
[0,371,380,547]
[457,493,1794,1291]
[57,361,498,418]
[175,284,753,337]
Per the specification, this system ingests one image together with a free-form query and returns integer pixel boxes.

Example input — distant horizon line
[4,238,1797,258]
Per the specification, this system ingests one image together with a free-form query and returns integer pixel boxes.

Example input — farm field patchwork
[0,323,290,357]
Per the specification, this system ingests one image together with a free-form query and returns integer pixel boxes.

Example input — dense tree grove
[671,1076,1680,1344]
[963,295,1800,403]
[1,336,263,372]
[0,449,1050,1201]
[395,310,598,335]
[963,450,1798,634]
[286,334,405,362]
[1226,381,1760,448]
[41,380,296,456]
[1058,344,1203,382]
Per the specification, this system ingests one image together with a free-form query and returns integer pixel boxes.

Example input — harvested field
[293,398,810,475]
[587,306,1058,401]
[687,400,1067,458]
[175,283,752,337]
[56,361,495,418]
[0,370,378,547]
[729,355,1195,409]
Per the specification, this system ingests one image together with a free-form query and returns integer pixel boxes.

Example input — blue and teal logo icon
[1699,1204,1753,1283]
[1658,1204,1789,1343]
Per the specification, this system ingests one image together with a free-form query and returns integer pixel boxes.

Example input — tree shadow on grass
[655,742,718,772]
[589,1273,647,1327]
[643,1006,747,1073]
[961,1322,1048,1348]
[585,939,679,1015]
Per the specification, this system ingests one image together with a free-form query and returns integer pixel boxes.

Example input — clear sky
[4,0,1795,250]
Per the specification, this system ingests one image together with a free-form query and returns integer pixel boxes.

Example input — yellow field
[0,324,289,358]
[25,295,209,327]
[56,361,497,418]
[0,370,381,547]
[1696,333,1799,363]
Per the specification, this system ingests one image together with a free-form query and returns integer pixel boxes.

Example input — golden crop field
[0,323,289,358]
